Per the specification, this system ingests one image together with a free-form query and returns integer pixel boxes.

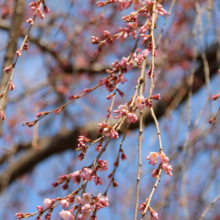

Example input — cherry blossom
[59,210,74,220]
[146,152,159,166]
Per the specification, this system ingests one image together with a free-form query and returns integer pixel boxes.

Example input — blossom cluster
[135,94,161,110]
[15,193,109,220]
[97,122,119,139]
[59,192,109,220]
[113,104,138,124]
[138,203,159,220]
[146,152,173,178]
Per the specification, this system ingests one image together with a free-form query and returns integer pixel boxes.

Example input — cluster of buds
[95,139,103,152]
[76,136,92,151]
[146,152,173,178]
[97,122,119,139]
[135,94,161,110]
[43,198,55,209]
[113,104,138,124]
[15,213,31,219]
[97,159,108,172]
[133,48,149,69]
[97,0,133,11]
[29,1,49,19]
[15,193,108,220]
[63,192,108,220]
[51,175,70,190]
[138,201,159,220]
[107,57,133,74]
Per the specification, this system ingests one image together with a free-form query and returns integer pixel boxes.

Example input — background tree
[0,0,220,219]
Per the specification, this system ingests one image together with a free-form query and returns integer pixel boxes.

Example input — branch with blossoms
[13,1,175,220]
[0,0,50,120]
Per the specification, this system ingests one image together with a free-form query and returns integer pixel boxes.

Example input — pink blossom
[117,88,124,97]
[95,193,109,210]
[150,210,159,220]
[61,199,70,208]
[39,11,45,20]
[54,108,64,115]
[82,193,92,205]
[212,94,219,101]
[77,153,85,161]
[106,93,114,100]
[144,98,153,108]
[96,2,106,7]
[80,168,95,181]
[147,68,155,79]
[59,210,74,220]
[37,206,44,212]
[151,94,161,100]
[91,36,99,44]
[15,213,24,219]
[51,182,59,187]
[81,211,91,220]
[82,204,91,212]
[162,163,173,176]
[140,25,149,34]
[77,141,86,151]
[4,65,12,73]
[208,117,215,124]
[78,136,88,142]
[142,49,149,57]
[26,122,35,127]
[135,96,145,110]
[128,22,138,29]
[89,215,97,220]
[84,88,92,92]
[117,104,128,115]
[156,4,167,16]
[140,34,150,45]
[28,2,39,8]
[0,113,6,120]
[106,129,119,139]
[57,175,67,183]
[44,213,51,220]
[146,152,159,166]
[26,18,34,24]
[9,81,15,91]
[103,30,110,37]
[71,170,81,185]
[151,168,159,179]
[117,74,127,84]
[94,176,103,185]
[74,196,82,205]
[138,202,146,212]
[95,144,102,152]
[36,112,43,117]
[97,159,108,172]
[68,95,77,100]
[127,112,138,124]
[43,198,54,209]
[43,5,50,13]
[16,50,21,56]
[159,153,169,164]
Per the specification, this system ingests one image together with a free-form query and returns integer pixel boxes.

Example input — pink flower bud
[9,81,15,91]
[4,65,12,73]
